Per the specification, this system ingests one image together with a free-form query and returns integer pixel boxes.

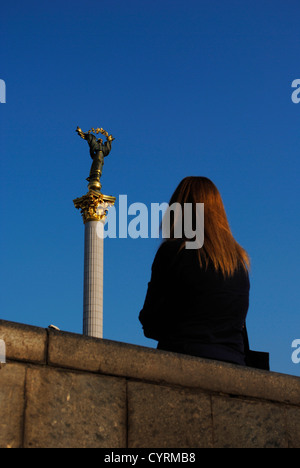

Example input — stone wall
[0,319,299,448]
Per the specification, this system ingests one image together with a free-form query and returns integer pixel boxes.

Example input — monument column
[73,126,115,338]
[74,191,115,338]
[83,220,103,338]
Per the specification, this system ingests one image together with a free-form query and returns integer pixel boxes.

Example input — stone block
[47,329,300,407]
[48,328,178,380]
[286,405,300,448]
[127,381,213,448]
[0,320,47,364]
[0,363,26,448]
[212,395,288,448]
[24,366,127,448]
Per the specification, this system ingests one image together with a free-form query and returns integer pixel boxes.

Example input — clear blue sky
[1,0,299,376]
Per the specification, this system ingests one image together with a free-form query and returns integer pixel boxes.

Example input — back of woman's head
[165,176,250,277]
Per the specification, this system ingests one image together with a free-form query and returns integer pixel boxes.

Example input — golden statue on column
[73,126,116,338]
[73,126,116,224]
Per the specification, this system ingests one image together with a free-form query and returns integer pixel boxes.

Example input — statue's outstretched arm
[76,126,88,140]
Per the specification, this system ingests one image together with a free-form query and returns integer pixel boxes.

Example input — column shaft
[83,221,104,338]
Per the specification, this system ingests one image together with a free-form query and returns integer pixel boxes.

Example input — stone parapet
[0,319,299,448]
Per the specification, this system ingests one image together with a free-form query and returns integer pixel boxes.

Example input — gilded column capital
[73,190,116,224]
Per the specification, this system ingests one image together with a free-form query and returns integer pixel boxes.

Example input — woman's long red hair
[164,176,250,277]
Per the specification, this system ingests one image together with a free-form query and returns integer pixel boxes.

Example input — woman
[139,176,250,366]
